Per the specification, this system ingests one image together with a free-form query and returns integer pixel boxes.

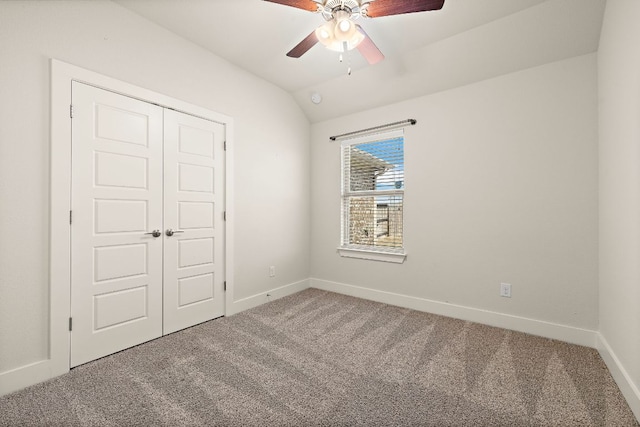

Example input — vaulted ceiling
[115,0,605,122]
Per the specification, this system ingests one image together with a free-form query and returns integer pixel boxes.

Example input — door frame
[50,59,235,375]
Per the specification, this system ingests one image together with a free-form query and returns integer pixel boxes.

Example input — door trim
[50,59,235,375]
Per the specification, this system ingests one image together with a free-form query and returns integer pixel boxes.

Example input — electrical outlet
[500,283,512,298]
[269,266,276,277]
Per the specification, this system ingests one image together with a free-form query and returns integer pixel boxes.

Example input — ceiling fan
[265,0,445,65]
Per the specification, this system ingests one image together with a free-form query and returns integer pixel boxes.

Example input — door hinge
[224,140,227,151]
[224,281,227,291]
[68,317,73,331]
[69,210,72,225]
[223,211,226,221]
[70,104,74,118]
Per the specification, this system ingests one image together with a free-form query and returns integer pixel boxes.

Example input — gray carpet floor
[1,288,638,426]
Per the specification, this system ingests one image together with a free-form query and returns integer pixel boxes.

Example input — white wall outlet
[269,266,276,277]
[500,283,512,298]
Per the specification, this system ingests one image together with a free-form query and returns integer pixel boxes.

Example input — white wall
[311,54,599,336]
[0,0,310,378]
[598,0,640,419]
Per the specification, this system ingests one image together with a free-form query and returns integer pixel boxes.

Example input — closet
[70,82,225,367]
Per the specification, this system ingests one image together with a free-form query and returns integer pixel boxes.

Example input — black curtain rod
[329,119,417,141]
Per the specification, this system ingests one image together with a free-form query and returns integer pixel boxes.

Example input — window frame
[338,129,406,263]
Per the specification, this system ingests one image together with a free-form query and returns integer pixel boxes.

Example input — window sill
[337,247,406,264]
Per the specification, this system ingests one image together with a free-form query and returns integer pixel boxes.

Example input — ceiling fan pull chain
[341,40,351,75]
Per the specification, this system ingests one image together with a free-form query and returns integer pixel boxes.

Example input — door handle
[144,230,162,238]
[165,229,185,237]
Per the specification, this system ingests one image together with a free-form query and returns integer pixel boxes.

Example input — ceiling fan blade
[263,0,319,12]
[355,26,384,65]
[365,0,445,18]
[287,30,319,58]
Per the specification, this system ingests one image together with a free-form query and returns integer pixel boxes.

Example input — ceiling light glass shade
[315,17,364,53]
[333,11,356,42]
[315,21,335,45]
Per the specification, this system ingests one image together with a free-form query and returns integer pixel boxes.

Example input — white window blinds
[341,129,404,253]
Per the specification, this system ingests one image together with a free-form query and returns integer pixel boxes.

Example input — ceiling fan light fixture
[315,11,363,53]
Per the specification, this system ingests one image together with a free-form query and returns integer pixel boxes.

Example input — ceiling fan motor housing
[320,0,367,21]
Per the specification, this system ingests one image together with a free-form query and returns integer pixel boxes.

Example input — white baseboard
[0,360,67,397]
[4,278,638,424]
[228,279,311,316]
[310,278,597,348]
[0,279,310,397]
[597,334,640,422]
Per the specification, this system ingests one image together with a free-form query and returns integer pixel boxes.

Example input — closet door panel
[163,110,225,334]
[70,83,164,367]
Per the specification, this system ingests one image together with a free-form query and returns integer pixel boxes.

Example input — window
[339,129,406,263]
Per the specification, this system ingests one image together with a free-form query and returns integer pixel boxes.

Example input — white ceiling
[114,0,605,122]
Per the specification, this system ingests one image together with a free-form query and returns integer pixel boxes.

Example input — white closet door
[163,109,225,334]
[70,83,164,367]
